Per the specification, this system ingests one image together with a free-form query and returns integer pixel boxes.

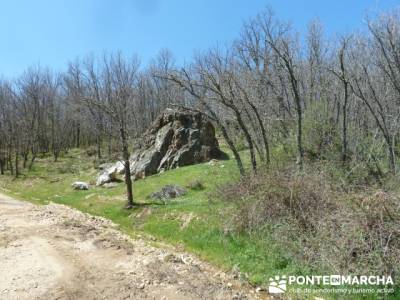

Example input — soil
[0,193,267,300]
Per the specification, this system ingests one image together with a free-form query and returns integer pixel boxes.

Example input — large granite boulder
[96,108,226,184]
[128,108,226,180]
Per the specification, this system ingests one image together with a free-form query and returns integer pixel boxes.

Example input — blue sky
[1,0,399,77]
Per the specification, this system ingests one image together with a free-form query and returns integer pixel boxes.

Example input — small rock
[71,182,89,190]
[96,162,123,186]
[96,172,112,186]
[150,185,187,201]
[163,254,183,263]
[208,159,219,166]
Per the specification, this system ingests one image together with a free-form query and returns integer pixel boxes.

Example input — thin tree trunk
[29,156,36,170]
[28,147,36,170]
[120,127,134,208]
[296,104,304,169]
[233,109,257,173]
[242,106,265,162]
[15,149,19,178]
[96,135,102,159]
[218,123,245,177]
[23,152,28,169]
[0,159,4,175]
[243,97,271,164]
[341,83,349,163]
[8,149,13,176]
[253,108,270,164]
[387,137,396,174]
[76,123,80,148]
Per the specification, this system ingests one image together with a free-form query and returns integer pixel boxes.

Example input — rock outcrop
[96,108,226,185]
[128,108,226,180]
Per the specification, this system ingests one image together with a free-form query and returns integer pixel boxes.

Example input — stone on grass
[72,182,89,190]
[96,163,122,186]
[96,172,112,186]
[208,159,219,166]
[150,185,187,201]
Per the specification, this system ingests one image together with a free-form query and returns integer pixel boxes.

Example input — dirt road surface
[0,193,263,300]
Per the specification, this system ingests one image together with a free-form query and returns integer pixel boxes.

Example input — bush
[219,165,400,278]
[186,180,205,191]
[85,146,98,157]
[219,166,335,232]
[303,101,341,161]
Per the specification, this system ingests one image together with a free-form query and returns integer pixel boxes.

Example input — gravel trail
[0,193,263,300]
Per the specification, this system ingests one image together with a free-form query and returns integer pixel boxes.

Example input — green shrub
[186,180,205,190]
[85,146,98,157]
[303,101,341,161]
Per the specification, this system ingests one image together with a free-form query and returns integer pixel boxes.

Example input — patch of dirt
[0,193,269,300]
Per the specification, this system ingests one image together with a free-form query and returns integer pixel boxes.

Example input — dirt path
[0,194,263,300]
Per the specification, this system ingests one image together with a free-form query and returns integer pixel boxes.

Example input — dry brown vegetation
[219,165,400,278]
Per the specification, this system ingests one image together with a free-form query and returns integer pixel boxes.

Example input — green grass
[1,149,398,299]
[0,148,306,288]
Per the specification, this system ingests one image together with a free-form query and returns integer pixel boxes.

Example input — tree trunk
[29,156,36,170]
[96,135,102,159]
[76,123,80,148]
[8,149,13,175]
[218,122,245,177]
[23,152,28,169]
[387,137,396,174]
[296,105,304,169]
[233,109,257,173]
[254,108,270,164]
[15,150,19,178]
[341,83,349,163]
[120,127,134,208]
[245,99,271,164]
[0,159,4,175]
[53,150,59,162]
[28,147,36,170]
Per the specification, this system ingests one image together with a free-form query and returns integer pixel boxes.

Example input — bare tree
[350,38,398,173]
[165,67,246,176]
[66,54,140,208]
[195,49,258,172]
[329,36,352,163]
[258,10,305,168]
